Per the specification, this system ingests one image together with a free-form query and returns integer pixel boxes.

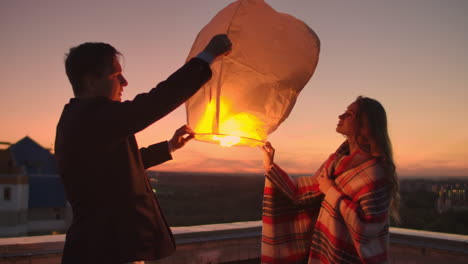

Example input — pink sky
[1,0,467,177]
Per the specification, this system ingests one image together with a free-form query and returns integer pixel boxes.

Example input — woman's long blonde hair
[353,96,400,224]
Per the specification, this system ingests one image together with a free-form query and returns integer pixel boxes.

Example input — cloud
[398,166,468,178]
[154,140,330,174]
[397,159,468,177]
[155,156,262,173]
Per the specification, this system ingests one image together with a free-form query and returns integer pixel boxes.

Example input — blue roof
[9,136,58,175]
[9,137,66,208]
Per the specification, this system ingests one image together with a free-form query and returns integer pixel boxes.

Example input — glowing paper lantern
[186,0,320,147]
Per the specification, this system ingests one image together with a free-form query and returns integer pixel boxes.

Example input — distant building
[0,137,71,237]
[436,184,468,213]
[400,178,468,213]
[0,146,28,236]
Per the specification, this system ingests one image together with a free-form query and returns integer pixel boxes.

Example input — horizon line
[148,170,468,179]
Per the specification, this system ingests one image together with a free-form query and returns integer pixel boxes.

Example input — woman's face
[336,101,358,137]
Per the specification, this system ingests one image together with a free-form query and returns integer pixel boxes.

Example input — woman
[261,96,399,264]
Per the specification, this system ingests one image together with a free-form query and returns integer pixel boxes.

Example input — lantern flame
[213,135,241,147]
[193,97,266,147]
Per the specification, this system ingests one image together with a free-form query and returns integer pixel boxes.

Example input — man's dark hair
[64,42,121,96]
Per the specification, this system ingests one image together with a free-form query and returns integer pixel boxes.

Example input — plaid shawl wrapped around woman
[262,142,391,264]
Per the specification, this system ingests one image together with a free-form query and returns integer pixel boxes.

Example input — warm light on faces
[92,57,128,102]
[336,101,358,137]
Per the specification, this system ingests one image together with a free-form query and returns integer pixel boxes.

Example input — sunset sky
[1,0,467,177]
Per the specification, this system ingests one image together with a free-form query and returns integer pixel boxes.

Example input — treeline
[396,190,468,235]
[154,172,264,226]
[153,173,468,235]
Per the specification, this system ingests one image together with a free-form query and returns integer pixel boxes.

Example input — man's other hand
[203,34,232,58]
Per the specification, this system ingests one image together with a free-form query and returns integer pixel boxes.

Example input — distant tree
[425,210,468,235]
[397,190,438,229]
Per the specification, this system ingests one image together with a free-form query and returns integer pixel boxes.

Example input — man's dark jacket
[55,58,211,263]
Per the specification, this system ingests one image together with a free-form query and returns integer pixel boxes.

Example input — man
[55,35,231,264]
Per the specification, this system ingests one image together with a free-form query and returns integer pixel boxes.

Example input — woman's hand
[318,174,336,195]
[261,142,275,171]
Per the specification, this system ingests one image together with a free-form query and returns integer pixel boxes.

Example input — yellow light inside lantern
[194,97,266,147]
[213,135,241,147]
[194,99,217,134]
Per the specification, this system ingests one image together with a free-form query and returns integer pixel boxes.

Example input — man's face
[93,57,128,102]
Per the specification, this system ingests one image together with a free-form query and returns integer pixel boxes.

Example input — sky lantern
[186,0,320,147]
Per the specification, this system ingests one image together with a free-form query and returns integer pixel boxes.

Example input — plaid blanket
[262,143,390,264]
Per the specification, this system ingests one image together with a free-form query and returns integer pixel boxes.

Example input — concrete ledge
[0,234,64,259]
[173,221,261,244]
[155,221,261,264]
[0,221,262,264]
[1,221,468,264]
[389,227,468,264]
[390,227,468,253]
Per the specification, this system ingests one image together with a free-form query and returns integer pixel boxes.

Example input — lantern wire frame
[194,133,266,147]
